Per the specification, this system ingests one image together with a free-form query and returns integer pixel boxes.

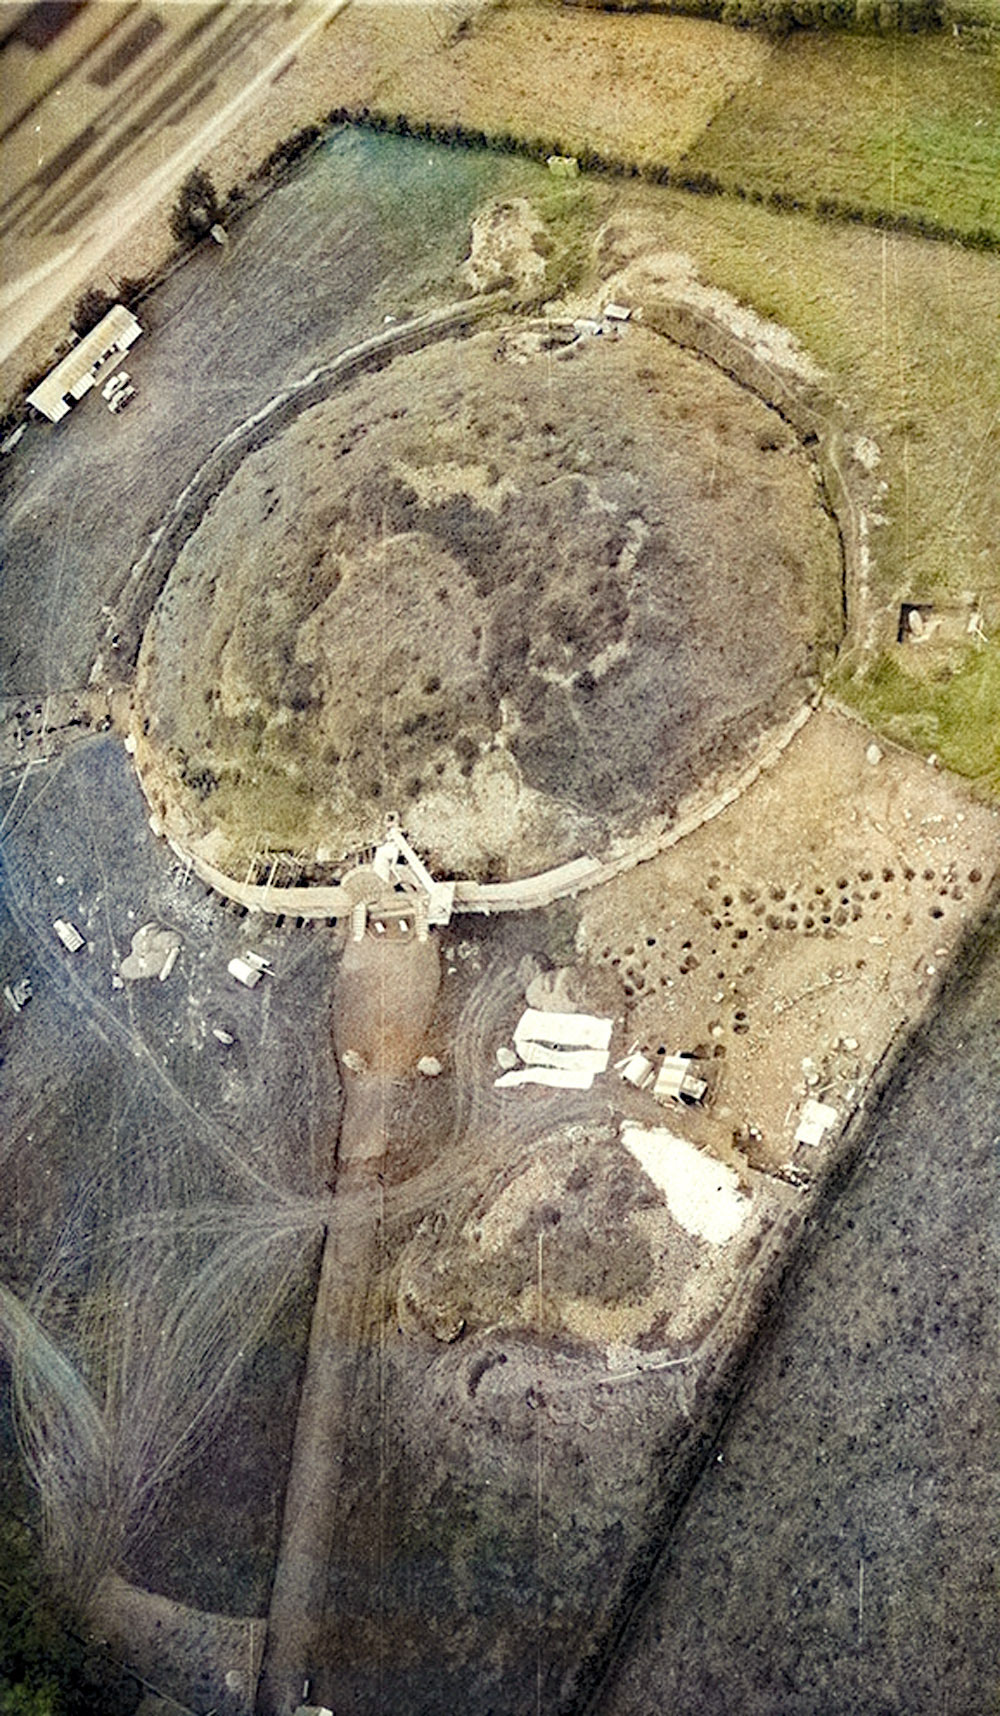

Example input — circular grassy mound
[135,321,841,881]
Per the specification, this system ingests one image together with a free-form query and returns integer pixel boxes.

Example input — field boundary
[553,0,998,37]
[325,108,1000,255]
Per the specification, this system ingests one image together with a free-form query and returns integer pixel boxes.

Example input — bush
[70,287,114,337]
[168,166,222,247]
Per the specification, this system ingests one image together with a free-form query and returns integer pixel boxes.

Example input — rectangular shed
[27,305,142,423]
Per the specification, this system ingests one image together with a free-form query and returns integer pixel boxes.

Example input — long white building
[27,304,141,423]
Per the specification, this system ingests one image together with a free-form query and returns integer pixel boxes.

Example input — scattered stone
[341,1047,367,1074]
[496,1045,519,1071]
[865,742,882,766]
[120,922,181,981]
[433,1315,466,1343]
[852,434,881,472]
[417,1055,443,1077]
[842,1035,859,1051]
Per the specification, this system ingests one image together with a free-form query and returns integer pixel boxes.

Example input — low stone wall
[640,295,880,654]
[146,693,817,924]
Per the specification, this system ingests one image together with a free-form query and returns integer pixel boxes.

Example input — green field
[680,30,1000,242]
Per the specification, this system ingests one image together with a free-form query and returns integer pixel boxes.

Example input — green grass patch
[529,174,605,297]
[681,31,1000,242]
[834,643,1000,793]
[642,189,999,593]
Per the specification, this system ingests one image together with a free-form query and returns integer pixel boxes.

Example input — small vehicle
[53,919,85,952]
[108,384,135,413]
[101,370,129,401]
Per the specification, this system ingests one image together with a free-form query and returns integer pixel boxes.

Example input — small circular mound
[135,322,841,881]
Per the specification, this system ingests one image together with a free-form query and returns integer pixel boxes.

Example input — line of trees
[558,0,996,34]
[325,106,1000,254]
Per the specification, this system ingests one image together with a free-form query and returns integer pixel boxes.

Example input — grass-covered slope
[604,187,999,790]
[310,3,998,792]
[679,30,1000,244]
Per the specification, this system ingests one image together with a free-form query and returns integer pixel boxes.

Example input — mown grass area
[594,183,1000,785]
[680,29,1000,242]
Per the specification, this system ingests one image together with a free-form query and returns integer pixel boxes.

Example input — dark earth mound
[135,320,841,881]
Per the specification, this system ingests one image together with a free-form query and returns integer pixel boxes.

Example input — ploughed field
[134,320,841,881]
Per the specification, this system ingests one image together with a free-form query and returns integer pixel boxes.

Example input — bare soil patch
[577,703,999,1174]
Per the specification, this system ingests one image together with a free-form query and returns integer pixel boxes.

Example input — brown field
[322,1,773,163]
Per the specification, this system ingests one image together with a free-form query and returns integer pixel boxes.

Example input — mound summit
[135,321,841,882]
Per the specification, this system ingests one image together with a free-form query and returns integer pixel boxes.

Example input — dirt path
[0,0,348,390]
[256,926,439,1711]
[255,1189,380,1716]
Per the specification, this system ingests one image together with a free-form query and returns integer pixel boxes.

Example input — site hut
[26,305,141,424]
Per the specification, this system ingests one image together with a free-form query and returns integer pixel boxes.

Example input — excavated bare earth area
[133,319,841,883]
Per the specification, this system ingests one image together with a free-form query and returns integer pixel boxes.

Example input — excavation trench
[255,927,441,1716]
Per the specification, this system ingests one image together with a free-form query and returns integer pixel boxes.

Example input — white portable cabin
[653,1054,708,1107]
[27,306,141,424]
[227,956,261,989]
[794,1097,839,1148]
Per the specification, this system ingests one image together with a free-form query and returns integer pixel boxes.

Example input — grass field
[680,30,1000,241]
[325,1,773,165]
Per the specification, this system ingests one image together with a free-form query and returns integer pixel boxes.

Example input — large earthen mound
[135,321,841,880]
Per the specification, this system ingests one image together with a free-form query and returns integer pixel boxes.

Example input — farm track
[256,1189,380,1716]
